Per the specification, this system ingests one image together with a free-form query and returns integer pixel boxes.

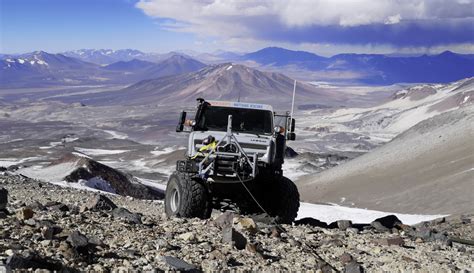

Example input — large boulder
[49,153,161,199]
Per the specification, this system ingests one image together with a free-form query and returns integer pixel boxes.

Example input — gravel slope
[297,105,474,215]
[1,174,473,271]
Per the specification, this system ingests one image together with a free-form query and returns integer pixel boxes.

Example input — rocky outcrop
[50,153,163,200]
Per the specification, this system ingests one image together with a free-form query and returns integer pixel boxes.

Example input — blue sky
[2,0,473,56]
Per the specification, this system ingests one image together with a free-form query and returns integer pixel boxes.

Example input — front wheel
[265,176,300,224]
[165,172,211,219]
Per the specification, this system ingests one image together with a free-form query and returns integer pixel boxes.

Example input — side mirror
[290,118,296,132]
[176,111,187,132]
[287,132,296,141]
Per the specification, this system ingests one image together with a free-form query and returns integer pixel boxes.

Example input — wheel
[264,176,300,224]
[165,172,211,219]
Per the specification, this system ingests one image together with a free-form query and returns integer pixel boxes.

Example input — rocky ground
[1,173,473,272]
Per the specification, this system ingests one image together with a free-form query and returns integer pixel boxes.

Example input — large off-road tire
[265,176,300,224]
[165,172,211,219]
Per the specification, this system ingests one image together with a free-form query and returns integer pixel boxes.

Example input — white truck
[165,98,299,223]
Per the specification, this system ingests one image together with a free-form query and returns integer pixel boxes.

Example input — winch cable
[235,173,337,271]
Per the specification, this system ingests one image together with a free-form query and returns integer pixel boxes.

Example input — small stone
[346,228,359,234]
[111,207,141,224]
[402,256,417,263]
[337,220,353,231]
[49,203,69,212]
[222,227,247,250]
[214,211,234,229]
[235,217,258,233]
[82,194,117,211]
[209,249,225,260]
[67,231,89,249]
[161,256,197,271]
[372,247,382,255]
[178,232,196,242]
[371,221,390,232]
[344,261,363,273]
[5,249,14,256]
[339,253,354,264]
[415,238,424,243]
[371,215,402,229]
[270,226,281,238]
[41,226,55,240]
[0,187,7,210]
[16,207,34,220]
[24,219,36,226]
[40,240,51,247]
[375,236,404,246]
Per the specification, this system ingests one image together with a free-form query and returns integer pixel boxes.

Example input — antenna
[290,80,296,122]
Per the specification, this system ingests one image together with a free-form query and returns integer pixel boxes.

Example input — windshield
[196,106,273,135]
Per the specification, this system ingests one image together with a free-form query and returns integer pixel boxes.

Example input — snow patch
[0,157,43,167]
[103,130,128,139]
[74,147,130,156]
[80,177,116,194]
[226,65,233,70]
[18,59,25,64]
[150,146,180,156]
[297,202,447,225]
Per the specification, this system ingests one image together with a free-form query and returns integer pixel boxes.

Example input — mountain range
[0,51,205,88]
[1,47,474,88]
[58,63,348,107]
[239,47,474,84]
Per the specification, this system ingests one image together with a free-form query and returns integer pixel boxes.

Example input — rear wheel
[165,172,211,219]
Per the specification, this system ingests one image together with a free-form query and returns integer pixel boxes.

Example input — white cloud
[136,0,473,29]
[135,0,474,53]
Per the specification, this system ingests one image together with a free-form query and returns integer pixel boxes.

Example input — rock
[111,207,141,224]
[214,211,234,229]
[178,232,196,242]
[0,187,7,210]
[371,215,402,230]
[235,217,258,233]
[339,253,354,264]
[0,211,7,219]
[344,261,363,273]
[161,256,198,272]
[402,256,418,263]
[222,227,247,250]
[270,226,281,238]
[294,217,329,228]
[29,201,46,211]
[24,219,36,226]
[82,194,117,211]
[41,226,55,240]
[375,236,404,246]
[337,220,353,231]
[67,231,89,249]
[6,253,62,271]
[370,221,390,232]
[16,207,34,220]
[49,203,69,212]
[415,238,424,243]
[346,228,359,234]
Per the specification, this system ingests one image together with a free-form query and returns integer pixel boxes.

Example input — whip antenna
[290,79,296,122]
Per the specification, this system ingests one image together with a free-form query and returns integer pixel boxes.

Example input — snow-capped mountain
[62,49,163,65]
[1,51,100,87]
[1,52,207,87]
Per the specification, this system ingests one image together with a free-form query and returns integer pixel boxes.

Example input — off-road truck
[165,98,300,223]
